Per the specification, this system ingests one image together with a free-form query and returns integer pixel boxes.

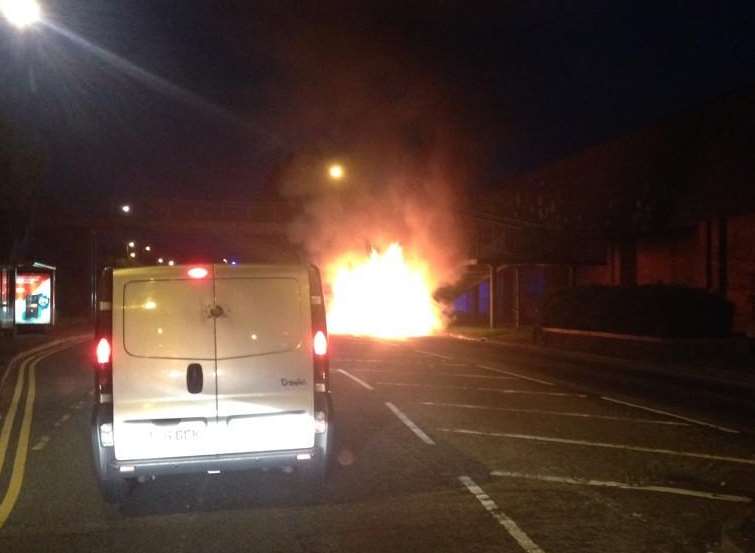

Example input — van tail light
[95,337,113,401]
[309,265,329,393]
[313,330,328,356]
[96,337,111,365]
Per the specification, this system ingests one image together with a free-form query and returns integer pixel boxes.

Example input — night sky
[2,1,754,207]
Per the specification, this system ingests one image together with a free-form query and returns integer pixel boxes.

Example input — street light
[127,241,135,249]
[328,163,344,180]
[129,252,136,259]
[120,204,131,214]
[1,0,41,30]
[167,260,175,266]
[144,245,151,252]
[157,258,164,264]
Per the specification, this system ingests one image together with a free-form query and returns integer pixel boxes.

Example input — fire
[325,243,444,339]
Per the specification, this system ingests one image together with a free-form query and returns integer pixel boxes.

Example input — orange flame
[325,243,444,339]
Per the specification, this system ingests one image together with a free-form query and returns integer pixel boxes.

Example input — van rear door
[112,266,217,461]
[213,265,315,454]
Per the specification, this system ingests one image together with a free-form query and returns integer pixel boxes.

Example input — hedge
[540,285,733,338]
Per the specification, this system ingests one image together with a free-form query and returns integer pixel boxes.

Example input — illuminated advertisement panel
[15,272,52,325]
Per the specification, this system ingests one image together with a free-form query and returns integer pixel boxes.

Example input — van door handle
[186,363,203,394]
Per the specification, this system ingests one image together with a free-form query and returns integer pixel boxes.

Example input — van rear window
[214,277,304,359]
[123,279,215,360]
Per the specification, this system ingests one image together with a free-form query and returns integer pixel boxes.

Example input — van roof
[113,263,313,278]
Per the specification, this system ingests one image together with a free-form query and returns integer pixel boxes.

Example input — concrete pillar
[513,267,520,329]
[489,264,497,329]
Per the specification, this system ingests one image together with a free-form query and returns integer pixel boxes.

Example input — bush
[540,285,733,338]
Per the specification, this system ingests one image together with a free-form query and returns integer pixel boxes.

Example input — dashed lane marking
[336,369,375,391]
[476,364,555,386]
[31,436,50,451]
[385,402,435,445]
[377,382,586,397]
[414,350,454,360]
[601,396,739,434]
[439,428,755,466]
[459,475,546,553]
[490,470,751,503]
[53,413,71,428]
[419,402,691,426]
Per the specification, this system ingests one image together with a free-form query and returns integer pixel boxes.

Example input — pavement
[0,332,753,552]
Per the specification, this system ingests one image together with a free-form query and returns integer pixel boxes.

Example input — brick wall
[727,213,755,333]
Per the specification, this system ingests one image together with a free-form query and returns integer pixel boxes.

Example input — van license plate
[150,429,202,442]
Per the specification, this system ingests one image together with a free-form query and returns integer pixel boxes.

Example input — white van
[90,263,333,502]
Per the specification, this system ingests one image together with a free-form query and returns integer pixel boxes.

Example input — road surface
[0,335,752,553]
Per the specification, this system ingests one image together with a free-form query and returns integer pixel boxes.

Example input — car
[90,262,333,503]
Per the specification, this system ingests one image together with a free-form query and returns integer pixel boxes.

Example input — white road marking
[377,382,586,397]
[53,413,71,428]
[31,436,50,451]
[477,364,555,386]
[354,368,516,380]
[439,428,755,466]
[459,475,546,553]
[414,350,454,360]
[335,358,383,363]
[601,396,739,434]
[385,402,435,445]
[490,470,752,503]
[419,402,691,426]
[336,369,375,391]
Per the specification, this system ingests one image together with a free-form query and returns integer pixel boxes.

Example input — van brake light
[313,330,327,356]
[187,267,208,279]
[96,337,111,365]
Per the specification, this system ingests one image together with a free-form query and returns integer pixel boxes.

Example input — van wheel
[100,477,135,504]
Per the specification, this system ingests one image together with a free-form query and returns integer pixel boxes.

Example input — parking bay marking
[459,475,546,553]
[490,470,751,503]
[385,402,435,445]
[601,396,739,434]
[377,382,586,398]
[420,402,691,426]
[336,369,375,391]
[439,428,755,466]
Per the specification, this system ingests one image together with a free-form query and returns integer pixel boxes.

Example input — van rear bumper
[91,397,333,481]
[108,446,325,477]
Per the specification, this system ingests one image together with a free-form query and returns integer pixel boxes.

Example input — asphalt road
[0,335,753,553]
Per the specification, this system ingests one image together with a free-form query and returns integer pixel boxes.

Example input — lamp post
[1,0,41,30]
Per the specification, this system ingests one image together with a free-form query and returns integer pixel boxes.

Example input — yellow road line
[0,356,30,477]
[0,341,82,528]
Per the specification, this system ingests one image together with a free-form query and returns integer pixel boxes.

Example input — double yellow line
[0,336,88,528]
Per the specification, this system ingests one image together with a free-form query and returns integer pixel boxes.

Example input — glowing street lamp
[167,260,175,266]
[144,245,151,252]
[157,258,164,264]
[129,252,136,259]
[328,163,344,180]
[120,204,131,214]
[127,241,135,249]
[1,0,41,30]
